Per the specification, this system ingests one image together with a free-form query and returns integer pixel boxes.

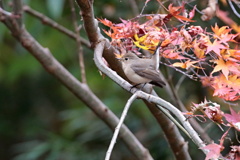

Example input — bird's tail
[150,80,166,88]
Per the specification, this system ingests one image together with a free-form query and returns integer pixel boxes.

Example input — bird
[119,51,166,88]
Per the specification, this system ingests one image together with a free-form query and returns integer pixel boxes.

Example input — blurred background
[0,0,239,160]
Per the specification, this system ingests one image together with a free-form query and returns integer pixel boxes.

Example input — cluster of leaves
[99,3,240,101]
[186,100,240,160]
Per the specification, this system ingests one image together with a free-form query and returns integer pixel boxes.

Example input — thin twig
[69,0,87,83]
[23,5,91,48]
[156,104,191,138]
[228,0,240,18]
[0,7,12,16]
[105,92,138,160]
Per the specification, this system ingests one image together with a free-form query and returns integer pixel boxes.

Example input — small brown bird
[119,52,165,88]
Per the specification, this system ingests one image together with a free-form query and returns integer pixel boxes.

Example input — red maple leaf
[201,143,223,160]
[206,40,228,56]
[224,107,240,131]
[165,4,195,22]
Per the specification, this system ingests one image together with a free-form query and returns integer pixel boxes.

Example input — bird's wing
[131,64,159,81]
[131,64,166,87]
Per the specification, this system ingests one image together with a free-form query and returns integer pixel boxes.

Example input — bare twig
[105,92,139,160]
[23,5,91,48]
[0,7,11,16]
[69,0,87,83]
[228,0,240,18]
[156,104,191,138]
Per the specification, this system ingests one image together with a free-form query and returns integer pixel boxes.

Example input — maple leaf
[167,4,195,22]
[188,5,196,19]
[211,74,240,101]
[205,40,228,56]
[211,24,232,37]
[188,25,204,36]
[193,40,205,59]
[201,143,223,160]
[224,107,240,131]
[229,49,240,61]
[162,50,187,60]
[98,18,113,27]
[211,58,240,80]
[211,24,239,45]
[172,60,202,70]
[204,105,224,124]
[211,58,230,79]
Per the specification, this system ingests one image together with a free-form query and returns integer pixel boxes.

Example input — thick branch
[13,0,23,25]
[23,5,91,48]
[76,0,104,46]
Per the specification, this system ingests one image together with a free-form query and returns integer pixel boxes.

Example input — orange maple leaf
[211,24,232,37]
[211,74,240,101]
[229,49,240,61]
[211,58,230,79]
[193,40,205,59]
[172,60,202,69]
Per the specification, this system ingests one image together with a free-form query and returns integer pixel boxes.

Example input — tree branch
[69,0,87,83]
[13,0,23,26]
[23,5,91,48]
[105,92,139,160]
[1,8,153,160]
[76,0,104,47]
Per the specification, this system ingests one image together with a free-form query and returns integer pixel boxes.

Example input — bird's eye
[124,57,128,61]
